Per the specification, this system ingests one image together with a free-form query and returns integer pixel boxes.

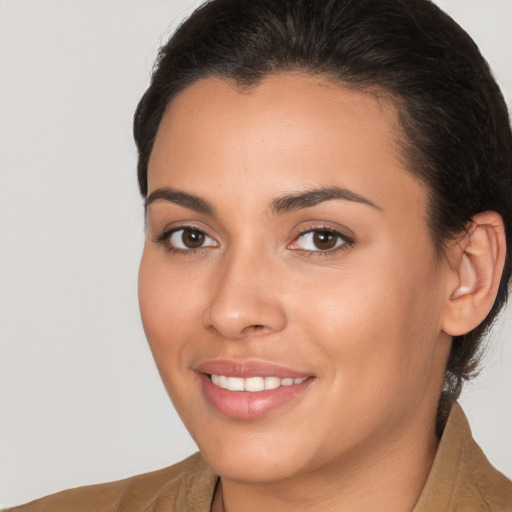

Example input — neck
[212,407,440,512]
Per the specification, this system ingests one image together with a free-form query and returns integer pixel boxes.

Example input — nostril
[240,324,267,336]
[249,325,267,332]
[244,324,269,335]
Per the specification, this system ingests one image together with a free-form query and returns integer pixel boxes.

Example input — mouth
[195,360,314,420]
[209,374,308,392]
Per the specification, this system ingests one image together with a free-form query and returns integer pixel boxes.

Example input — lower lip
[199,374,313,420]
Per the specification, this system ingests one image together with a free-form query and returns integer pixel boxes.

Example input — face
[139,74,452,484]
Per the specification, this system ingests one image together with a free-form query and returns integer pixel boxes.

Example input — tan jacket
[8,404,512,511]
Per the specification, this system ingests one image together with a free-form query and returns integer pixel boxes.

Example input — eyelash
[289,226,355,257]
[153,226,218,255]
[153,225,355,256]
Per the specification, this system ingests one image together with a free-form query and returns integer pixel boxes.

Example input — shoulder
[6,452,218,512]
[463,428,512,511]
[415,403,512,512]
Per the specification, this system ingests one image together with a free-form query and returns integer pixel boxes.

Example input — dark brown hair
[134,0,512,402]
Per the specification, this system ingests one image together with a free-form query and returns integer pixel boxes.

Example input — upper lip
[194,359,312,379]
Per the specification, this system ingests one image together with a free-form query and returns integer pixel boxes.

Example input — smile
[210,374,308,392]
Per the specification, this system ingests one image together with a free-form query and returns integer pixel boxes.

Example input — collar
[413,402,512,511]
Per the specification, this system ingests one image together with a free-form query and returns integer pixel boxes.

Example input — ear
[442,211,506,337]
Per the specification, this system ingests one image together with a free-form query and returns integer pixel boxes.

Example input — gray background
[1,0,511,507]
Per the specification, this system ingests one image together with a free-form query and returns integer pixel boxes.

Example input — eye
[157,227,218,252]
[289,228,353,253]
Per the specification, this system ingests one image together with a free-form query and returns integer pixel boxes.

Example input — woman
[10,0,512,510]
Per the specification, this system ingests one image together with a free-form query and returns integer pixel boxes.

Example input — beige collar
[413,402,512,511]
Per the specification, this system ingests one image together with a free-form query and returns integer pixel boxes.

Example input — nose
[202,248,287,340]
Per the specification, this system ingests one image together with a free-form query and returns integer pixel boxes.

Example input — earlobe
[442,211,506,337]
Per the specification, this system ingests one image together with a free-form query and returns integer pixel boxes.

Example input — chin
[186,414,324,483]
[199,441,309,483]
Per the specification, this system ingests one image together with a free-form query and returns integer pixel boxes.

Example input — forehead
[148,73,427,219]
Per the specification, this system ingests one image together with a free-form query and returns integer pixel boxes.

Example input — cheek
[138,248,202,366]
[288,245,444,392]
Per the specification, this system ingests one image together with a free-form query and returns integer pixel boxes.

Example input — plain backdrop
[1,0,511,507]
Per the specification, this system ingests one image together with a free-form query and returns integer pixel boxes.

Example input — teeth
[227,377,245,391]
[264,376,281,390]
[210,374,307,392]
[244,377,265,392]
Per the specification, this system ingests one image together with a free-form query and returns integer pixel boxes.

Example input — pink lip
[194,359,314,420]
[195,359,310,379]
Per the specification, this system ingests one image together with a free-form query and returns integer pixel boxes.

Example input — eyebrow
[145,187,215,215]
[145,185,380,217]
[271,186,381,214]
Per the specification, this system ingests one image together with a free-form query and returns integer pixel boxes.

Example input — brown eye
[312,231,338,250]
[290,228,352,253]
[168,228,217,251]
[181,228,205,248]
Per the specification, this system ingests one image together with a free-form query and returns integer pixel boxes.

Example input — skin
[139,74,456,512]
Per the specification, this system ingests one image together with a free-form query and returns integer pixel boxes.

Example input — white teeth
[227,377,245,391]
[210,374,307,392]
[264,376,281,390]
[244,377,265,392]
